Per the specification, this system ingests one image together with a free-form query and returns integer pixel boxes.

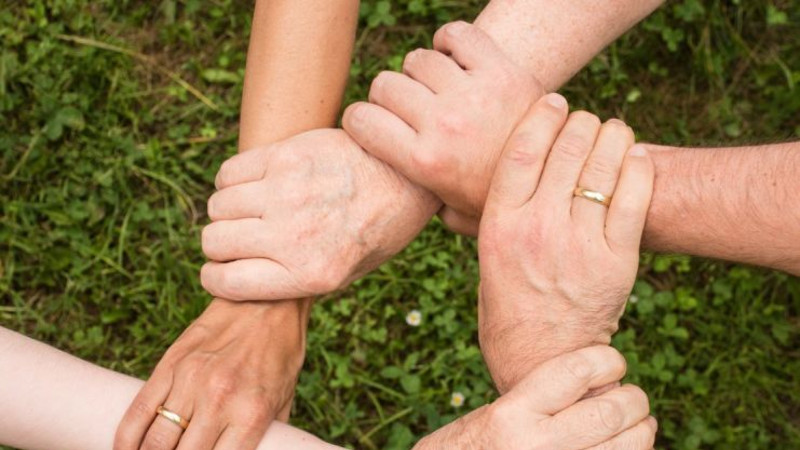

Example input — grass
[1,0,799,448]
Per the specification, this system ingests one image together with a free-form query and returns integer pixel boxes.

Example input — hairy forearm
[239,0,359,149]
[475,0,665,91]
[644,142,800,275]
[413,406,488,450]
[0,328,339,450]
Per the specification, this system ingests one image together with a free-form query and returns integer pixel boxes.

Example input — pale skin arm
[0,327,655,450]
[0,327,341,450]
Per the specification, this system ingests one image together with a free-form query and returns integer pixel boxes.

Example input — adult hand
[200,129,439,301]
[343,21,542,235]
[478,94,654,393]
[114,299,308,450]
[414,346,657,449]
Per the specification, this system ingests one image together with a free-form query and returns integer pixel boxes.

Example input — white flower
[450,392,465,408]
[405,310,422,327]
[628,295,639,304]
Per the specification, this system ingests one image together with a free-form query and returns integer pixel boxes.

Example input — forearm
[0,327,339,450]
[231,0,360,410]
[475,0,665,91]
[644,142,800,275]
[412,407,488,450]
[239,0,359,149]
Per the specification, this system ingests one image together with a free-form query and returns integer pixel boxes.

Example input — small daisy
[405,310,422,327]
[450,392,465,408]
[628,295,639,304]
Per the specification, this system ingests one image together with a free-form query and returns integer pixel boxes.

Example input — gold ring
[573,187,612,207]
[156,405,190,430]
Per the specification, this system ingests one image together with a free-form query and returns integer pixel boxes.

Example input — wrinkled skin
[200,129,439,301]
[344,21,543,235]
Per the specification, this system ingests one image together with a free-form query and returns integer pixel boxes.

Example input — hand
[200,129,439,301]
[478,94,655,393]
[414,346,657,449]
[343,21,542,235]
[114,299,308,450]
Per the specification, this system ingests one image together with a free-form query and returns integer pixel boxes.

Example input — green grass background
[2,0,800,448]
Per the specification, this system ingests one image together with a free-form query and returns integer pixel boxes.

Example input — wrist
[481,313,612,393]
[414,405,489,450]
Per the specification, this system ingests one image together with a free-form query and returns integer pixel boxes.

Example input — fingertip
[444,20,470,36]
[647,415,659,432]
[199,262,219,296]
[629,144,649,158]
[581,345,627,381]
[543,93,568,111]
[342,102,368,130]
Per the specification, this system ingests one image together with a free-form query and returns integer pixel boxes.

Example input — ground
[1,1,799,449]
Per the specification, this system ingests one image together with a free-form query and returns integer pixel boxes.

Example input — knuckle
[370,71,391,97]
[625,384,651,413]
[434,112,470,137]
[553,133,591,160]
[560,351,594,384]
[403,49,424,72]
[584,155,620,179]
[504,133,544,166]
[241,402,271,429]
[207,374,238,406]
[411,147,450,176]
[215,160,232,189]
[570,110,601,127]
[141,430,173,450]
[594,398,625,433]
[307,266,345,295]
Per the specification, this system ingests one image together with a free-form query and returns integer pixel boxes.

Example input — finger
[484,93,569,210]
[368,71,434,130]
[571,119,634,230]
[402,48,466,93]
[141,394,193,450]
[201,259,308,301]
[214,425,267,450]
[202,219,276,262]
[541,384,651,449]
[214,147,271,190]
[114,365,174,450]
[174,409,223,450]
[605,145,655,254]
[207,182,270,221]
[535,111,602,212]
[438,206,479,237]
[509,346,627,416]
[432,21,508,71]
[342,102,418,178]
[585,416,658,450]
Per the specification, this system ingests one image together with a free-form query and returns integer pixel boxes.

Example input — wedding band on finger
[156,405,190,430]
[573,187,612,207]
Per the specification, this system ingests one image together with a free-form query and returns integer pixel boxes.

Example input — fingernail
[546,93,567,109]
[447,21,468,36]
[348,104,365,126]
[629,145,648,157]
